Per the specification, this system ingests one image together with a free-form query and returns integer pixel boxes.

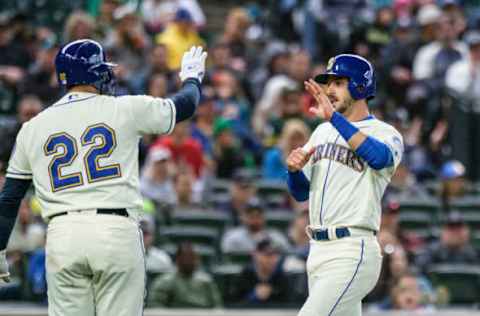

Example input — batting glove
[0,249,10,283]
[179,46,208,83]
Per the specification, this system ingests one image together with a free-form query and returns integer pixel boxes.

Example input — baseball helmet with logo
[315,54,376,100]
[55,39,116,94]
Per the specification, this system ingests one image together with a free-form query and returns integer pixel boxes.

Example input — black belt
[311,227,376,241]
[49,208,128,220]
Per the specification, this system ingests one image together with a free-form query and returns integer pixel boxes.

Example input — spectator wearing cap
[148,242,222,308]
[232,238,290,307]
[439,160,468,211]
[155,8,205,70]
[104,4,151,78]
[416,4,443,46]
[212,118,251,179]
[221,200,291,254]
[63,11,96,43]
[216,169,257,225]
[415,211,479,273]
[140,147,177,208]
[445,32,480,180]
[262,119,311,181]
[413,10,468,84]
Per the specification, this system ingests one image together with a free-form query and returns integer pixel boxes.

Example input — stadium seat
[427,264,480,304]
[399,211,433,231]
[171,210,230,234]
[211,264,243,304]
[450,196,480,212]
[257,180,288,203]
[265,210,295,232]
[398,197,441,215]
[158,226,219,249]
[472,231,480,252]
[222,252,251,265]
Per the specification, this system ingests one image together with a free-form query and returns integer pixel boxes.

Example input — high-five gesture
[286,147,315,172]
[304,79,334,121]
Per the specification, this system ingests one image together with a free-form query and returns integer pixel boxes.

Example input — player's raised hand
[179,46,208,83]
[286,147,315,172]
[0,250,10,283]
[305,79,334,120]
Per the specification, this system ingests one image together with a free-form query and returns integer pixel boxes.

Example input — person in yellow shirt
[156,9,205,70]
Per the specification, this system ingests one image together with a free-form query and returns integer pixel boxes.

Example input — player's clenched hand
[286,147,315,172]
[179,46,208,83]
[0,250,10,283]
[305,79,334,120]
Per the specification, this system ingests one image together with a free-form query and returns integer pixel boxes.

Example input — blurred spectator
[155,8,205,70]
[0,95,43,164]
[104,4,151,77]
[148,242,222,308]
[371,272,436,312]
[287,208,310,261]
[142,0,206,33]
[140,219,174,274]
[140,147,177,208]
[232,238,290,307]
[217,7,252,63]
[173,170,204,211]
[93,0,121,41]
[130,44,176,94]
[20,44,60,105]
[413,11,468,85]
[221,200,291,254]
[212,118,251,179]
[439,160,468,211]
[217,169,257,224]
[26,234,47,302]
[416,4,443,46]
[262,119,311,181]
[415,211,479,273]
[445,31,480,180]
[63,11,96,43]
[385,160,431,200]
[146,73,169,98]
[191,87,216,158]
[8,198,45,253]
[154,121,206,179]
[254,50,311,137]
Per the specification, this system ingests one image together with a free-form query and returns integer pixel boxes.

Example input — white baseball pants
[45,211,146,316]
[297,235,382,316]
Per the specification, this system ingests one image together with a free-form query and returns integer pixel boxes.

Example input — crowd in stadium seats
[1,0,480,311]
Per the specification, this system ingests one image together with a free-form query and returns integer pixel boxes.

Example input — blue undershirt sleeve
[355,136,394,170]
[0,177,31,250]
[286,170,310,201]
[329,112,394,170]
[171,78,201,123]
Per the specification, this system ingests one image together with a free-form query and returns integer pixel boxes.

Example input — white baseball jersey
[302,116,403,232]
[6,92,176,219]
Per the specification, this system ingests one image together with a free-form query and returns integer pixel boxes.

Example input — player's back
[9,91,175,218]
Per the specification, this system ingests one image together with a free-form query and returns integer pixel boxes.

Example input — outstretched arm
[0,177,31,282]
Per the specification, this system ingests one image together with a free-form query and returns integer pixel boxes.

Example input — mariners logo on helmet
[314,54,376,100]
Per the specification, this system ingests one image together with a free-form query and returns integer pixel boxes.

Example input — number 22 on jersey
[43,123,122,192]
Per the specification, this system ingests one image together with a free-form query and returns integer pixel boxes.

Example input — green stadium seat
[257,180,288,204]
[427,264,480,304]
[472,231,480,252]
[265,210,295,232]
[398,197,441,214]
[171,210,230,234]
[222,252,251,265]
[450,196,480,212]
[211,264,243,304]
[158,226,219,248]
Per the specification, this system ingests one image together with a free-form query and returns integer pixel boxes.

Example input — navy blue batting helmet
[55,39,116,94]
[314,54,376,100]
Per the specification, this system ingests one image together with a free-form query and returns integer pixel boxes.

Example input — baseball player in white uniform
[286,54,404,316]
[0,39,207,315]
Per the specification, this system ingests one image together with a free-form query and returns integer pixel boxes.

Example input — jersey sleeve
[6,125,32,180]
[124,95,177,135]
[372,127,404,174]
